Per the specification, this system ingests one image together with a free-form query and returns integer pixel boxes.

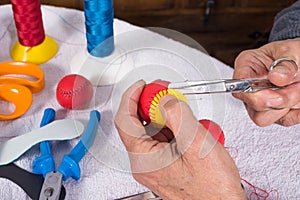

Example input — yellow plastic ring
[10,35,58,65]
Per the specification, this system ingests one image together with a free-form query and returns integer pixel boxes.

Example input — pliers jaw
[39,172,63,200]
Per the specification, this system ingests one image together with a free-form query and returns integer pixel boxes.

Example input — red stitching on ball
[58,81,90,98]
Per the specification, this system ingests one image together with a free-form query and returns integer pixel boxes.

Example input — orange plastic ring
[0,61,44,93]
[0,84,33,120]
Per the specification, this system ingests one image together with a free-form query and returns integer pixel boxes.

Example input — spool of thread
[70,0,133,86]
[11,0,45,47]
[10,0,58,64]
[84,0,114,57]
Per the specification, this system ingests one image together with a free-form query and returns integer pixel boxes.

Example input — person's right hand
[114,80,247,200]
[233,38,300,126]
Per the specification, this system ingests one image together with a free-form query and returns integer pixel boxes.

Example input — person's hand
[114,80,247,200]
[233,38,300,126]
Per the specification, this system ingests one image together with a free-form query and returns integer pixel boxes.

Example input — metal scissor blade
[168,80,231,94]
[168,78,278,95]
[245,78,278,92]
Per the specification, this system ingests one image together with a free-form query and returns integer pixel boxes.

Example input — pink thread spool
[10,0,58,64]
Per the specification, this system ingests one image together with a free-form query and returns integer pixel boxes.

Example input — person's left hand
[114,80,246,200]
[233,38,300,126]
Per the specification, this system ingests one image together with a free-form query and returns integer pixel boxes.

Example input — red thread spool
[11,0,45,47]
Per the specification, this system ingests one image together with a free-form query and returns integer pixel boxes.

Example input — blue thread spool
[70,0,134,86]
[84,0,114,57]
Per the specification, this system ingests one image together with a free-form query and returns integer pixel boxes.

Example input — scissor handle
[0,61,44,93]
[225,78,279,92]
[0,84,32,120]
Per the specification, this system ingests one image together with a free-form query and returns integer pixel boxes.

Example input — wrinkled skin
[233,38,300,127]
[114,80,247,200]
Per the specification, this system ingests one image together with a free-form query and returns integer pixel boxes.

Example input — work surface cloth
[0,5,299,200]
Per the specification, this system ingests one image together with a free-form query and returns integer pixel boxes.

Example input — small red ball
[56,74,93,110]
[199,119,225,146]
[138,80,170,124]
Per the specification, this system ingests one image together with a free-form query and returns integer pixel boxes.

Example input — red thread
[11,0,45,46]
[225,147,279,199]
[25,47,33,53]
[241,178,279,200]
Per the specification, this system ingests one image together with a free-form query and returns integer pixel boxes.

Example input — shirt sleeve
[269,0,300,42]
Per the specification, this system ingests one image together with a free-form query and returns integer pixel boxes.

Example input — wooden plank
[181,0,206,8]
[115,6,285,16]
[185,31,268,66]
[0,0,10,5]
[114,10,279,33]
[215,0,236,8]
[240,0,296,7]
[40,0,83,9]
[114,0,175,11]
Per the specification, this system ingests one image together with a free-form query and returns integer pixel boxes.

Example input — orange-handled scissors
[0,61,44,120]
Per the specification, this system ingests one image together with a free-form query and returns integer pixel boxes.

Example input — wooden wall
[0,0,296,65]
[112,0,296,65]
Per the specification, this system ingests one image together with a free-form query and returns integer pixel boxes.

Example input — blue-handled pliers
[33,108,100,200]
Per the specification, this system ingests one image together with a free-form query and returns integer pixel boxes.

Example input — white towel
[0,5,299,200]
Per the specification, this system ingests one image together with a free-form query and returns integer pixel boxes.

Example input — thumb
[159,95,207,154]
[268,58,299,86]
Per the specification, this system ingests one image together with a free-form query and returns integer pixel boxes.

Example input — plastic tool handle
[39,108,56,153]
[33,108,56,177]
[58,110,100,181]
[0,163,66,200]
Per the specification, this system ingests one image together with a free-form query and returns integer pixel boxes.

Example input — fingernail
[271,65,297,77]
[136,79,146,84]
[266,97,284,107]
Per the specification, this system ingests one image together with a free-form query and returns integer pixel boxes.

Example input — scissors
[32,108,100,200]
[0,61,44,120]
[168,78,280,95]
